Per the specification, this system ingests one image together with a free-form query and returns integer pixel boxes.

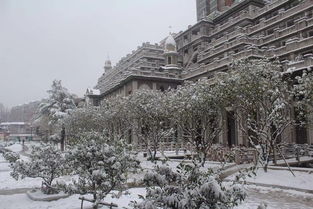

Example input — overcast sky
[0,0,196,108]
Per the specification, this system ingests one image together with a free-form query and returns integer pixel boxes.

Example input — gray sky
[0,0,196,107]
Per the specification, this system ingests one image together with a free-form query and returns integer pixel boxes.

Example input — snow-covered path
[0,142,41,194]
[236,186,313,209]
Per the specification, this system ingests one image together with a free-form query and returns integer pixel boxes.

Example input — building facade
[197,0,211,21]
[0,122,33,140]
[90,0,313,146]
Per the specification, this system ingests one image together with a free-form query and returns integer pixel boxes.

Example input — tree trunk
[264,163,268,172]
[60,125,65,151]
[272,145,277,165]
[92,183,98,209]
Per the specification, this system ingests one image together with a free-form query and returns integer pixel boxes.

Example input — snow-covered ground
[228,168,313,191]
[0,171,42,190]
[235,185,313,209]
[0,142,313,209]
[0,186,313,209]
[5,143,23,153]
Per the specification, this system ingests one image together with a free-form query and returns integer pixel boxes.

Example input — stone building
[94,36,183,101]
[89,0,313,146]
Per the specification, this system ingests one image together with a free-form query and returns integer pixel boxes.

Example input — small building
[0,127,9,140]
[0,122,33,140]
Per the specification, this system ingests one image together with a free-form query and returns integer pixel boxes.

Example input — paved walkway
[238,186,313,209]
[0,143,33,195]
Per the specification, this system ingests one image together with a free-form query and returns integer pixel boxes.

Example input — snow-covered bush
[133,162,246,209]
[59,132,140,209]
[3,151,20,165]
[10,143,67,194]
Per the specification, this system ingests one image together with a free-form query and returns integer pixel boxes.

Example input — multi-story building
[197,0,211,21]
[86,39,183,106]
[89,0,313,146]
[197,0,236,21]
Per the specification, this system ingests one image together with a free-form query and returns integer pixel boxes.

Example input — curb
[244,181,313,194]
[26,189,70,201]
[0,188,32,195]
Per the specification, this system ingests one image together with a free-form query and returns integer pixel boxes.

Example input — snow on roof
[161,66,181,70]
[0,122,28,126]
[165,34,176,47]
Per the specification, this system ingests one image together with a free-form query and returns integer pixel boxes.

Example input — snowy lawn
[0,161,10,172]
[0,171,42,190]
[0,186,313,209]
[228,168,313,191]
[5,143,23,153]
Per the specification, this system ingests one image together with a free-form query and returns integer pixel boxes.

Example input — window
[287,20,294,27]
[168,56,172,64]
[281,41,286,46]
[267,28,274,35]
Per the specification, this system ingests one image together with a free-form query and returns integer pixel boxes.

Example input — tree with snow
[166,80,224,165]
[10,143,68,194]
[101,96,133,142]
[59,132,139,209]
[36,80,76,150]
[217,59,293,171]
[63,107,107,145]
[126,89,173,161]
[133,162,246,209]
[294,70,313,125]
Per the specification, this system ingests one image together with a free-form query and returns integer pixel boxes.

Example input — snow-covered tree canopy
[100,96,133,141]
[294,70,313,119]
[125,89,173,161]
[64,107,107,144]
[166,79,225,165]
[37,80,76,126]
[217,58,294,170]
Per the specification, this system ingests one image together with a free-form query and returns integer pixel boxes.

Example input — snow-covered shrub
[3,151,20,165]
[10,143,67,194]
[133,162,246,209]
[59,132,140,209]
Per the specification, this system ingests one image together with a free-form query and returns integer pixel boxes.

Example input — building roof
[0,122,28,126]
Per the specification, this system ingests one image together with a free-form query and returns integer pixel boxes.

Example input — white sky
[0,0,196,107]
